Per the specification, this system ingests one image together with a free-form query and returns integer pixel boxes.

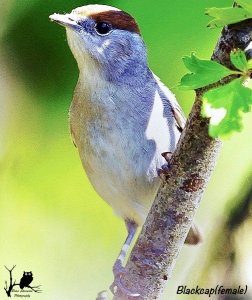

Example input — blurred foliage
[0,0,251,299]
[198,173,252,299]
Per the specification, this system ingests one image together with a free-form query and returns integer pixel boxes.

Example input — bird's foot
[110,260,140,298]
[158,164,170,180]
[158,152,172,180]
[161,151,172,162]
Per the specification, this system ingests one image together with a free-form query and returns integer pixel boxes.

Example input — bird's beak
[49,13,81,31]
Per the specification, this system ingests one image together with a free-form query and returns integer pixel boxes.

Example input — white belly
[75,115,165,225]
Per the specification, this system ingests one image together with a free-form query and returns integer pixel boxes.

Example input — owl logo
[4,266,41,297]
[19,271,33,289]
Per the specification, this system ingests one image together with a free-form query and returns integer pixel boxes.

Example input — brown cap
[72,5,140,34]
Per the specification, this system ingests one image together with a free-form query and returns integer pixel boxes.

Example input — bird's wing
[19,277,25,289]
[170,105,186,133]
[28,277,33,285]
[153,73,186,132]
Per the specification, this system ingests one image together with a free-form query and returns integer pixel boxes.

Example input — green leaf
[202,78,252,138]
[236,0,252,12]
[247,59,252,69]
[230,49,248,72]
[206,6,252,28]
[179,53,238,90]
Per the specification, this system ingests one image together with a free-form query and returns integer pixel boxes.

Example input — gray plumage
[61,5,184,225]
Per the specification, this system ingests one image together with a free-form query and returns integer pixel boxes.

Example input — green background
[0,0,251,299]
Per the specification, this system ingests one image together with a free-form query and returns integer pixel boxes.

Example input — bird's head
[49,5,148,83]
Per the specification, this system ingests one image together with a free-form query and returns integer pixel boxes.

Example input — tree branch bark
[114,19,252,300]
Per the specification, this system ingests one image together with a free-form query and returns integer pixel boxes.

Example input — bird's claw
[161,151,172,162]
[110,261,140,298]
[158,152,172,180]
[157,163,171,180]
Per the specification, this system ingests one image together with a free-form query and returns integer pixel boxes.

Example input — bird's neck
[78,55,107,93]
[77,54,151,89]
[103,60,152,87]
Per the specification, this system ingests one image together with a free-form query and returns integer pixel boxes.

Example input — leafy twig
[179,49,252,138]
[206,0,252,28]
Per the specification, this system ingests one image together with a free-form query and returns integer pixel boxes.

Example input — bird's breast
[69,78,180,224]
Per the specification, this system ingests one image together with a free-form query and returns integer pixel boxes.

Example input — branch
[4,265,17,297]
[27,285,42,293]
[114,19,252,300]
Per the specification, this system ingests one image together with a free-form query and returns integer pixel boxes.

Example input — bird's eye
[95,22,112,35]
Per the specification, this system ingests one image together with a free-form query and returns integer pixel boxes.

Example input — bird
[49,4,201,294]
[19,272,33,289]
